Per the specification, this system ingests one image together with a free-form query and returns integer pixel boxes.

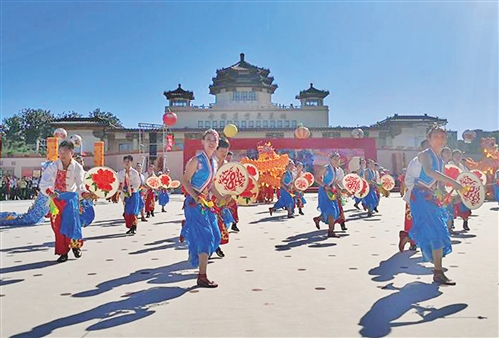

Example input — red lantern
[294,126,310,139]
[163,111,177,127]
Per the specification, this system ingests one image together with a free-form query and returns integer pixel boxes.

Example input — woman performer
[269,160,296,218]
[363,159,380,217]
[181,129,222,288]
[158,168,171,213]
[212,138,233,258]
[313,152,343,237]
[294,161,307,216]
[409,125,462,285]
[353,158,366,210]
[144,164,156,218]
[450,149,471,231]
[39,140,97,263]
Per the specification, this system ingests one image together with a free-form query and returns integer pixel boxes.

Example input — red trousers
[145,190,155,213]
[334,200,346,225]
[404,203,415,246]
[227,199,239,223]
[50,198,83,255]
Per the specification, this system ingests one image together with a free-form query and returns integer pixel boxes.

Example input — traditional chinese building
[2,53,470,179]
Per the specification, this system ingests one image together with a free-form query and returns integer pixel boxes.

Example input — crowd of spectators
[0,175,40,201]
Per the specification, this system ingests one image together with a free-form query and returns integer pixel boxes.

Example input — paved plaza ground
[0,194,498,337]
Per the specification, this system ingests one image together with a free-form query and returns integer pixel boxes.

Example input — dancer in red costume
[144,164,156,218]
[39,141,97,262]
[450,149,472,231]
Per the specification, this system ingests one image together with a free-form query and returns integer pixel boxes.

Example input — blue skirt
[221,207,235,227]
[294,191,307,206]
[158,191,170,206]
[317,187,340,223]
[80,199,95,227]
[57,192,83,240]
[494,184,499,203]
[363,185,379,211]
[409,187,451,263]
[273,188,295,211]
[0,193,49,226]
[181,195,221,268]
[125,192,141,216]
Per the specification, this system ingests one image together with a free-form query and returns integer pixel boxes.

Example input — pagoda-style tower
[295,83,329,107]
[163,84,194,107]
[209,53,278,107]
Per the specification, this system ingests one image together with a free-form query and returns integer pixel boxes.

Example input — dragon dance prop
[240,142,289,190]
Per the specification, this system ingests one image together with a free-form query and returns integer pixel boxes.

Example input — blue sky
[1,0,497,135]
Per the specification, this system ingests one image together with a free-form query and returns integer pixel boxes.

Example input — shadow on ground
[358,281,467,337]
[368,251,433,282]
[275,229,342,251]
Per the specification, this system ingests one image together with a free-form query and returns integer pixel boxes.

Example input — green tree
[57,110,83,119]
[89,108,122,128]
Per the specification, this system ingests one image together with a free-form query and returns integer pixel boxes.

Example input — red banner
[166,134,174,151]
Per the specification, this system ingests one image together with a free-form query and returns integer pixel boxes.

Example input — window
[256,120,261,128]
[249,121,254,128]
[292,120,297,128]
[205,121,211,128]
[172,100,187,107]
[198,121,203,128]
[270,120,276,128]
[277,120,282,128]
[228,120,232,125]
[119,143,132,152]
[284,120,290,128]
[305,99,319,106]
[263,120,268,128]
[212,121,218,129]
[220,121,226,128]
[265,132,284,138]
[232,91,257,101]
[241,121,247,129]
[234,121,239,127]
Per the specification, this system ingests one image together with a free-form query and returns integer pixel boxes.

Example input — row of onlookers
[0,175,40,201]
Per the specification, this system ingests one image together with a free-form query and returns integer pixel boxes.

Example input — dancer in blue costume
[409,125,462,285]
[269,161,296,218]
[494,169,499,204]
[158,168,171,213]
[313,152,343,237]
[363,159,380,217]
[353,158,366,210]
[294,161,307,216]
[181,129,222,288]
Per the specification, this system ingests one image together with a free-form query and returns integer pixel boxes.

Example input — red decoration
[163,111,178,127]
[166,134,174,151]
[90,168,116,193]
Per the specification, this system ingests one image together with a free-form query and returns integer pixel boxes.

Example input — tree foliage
[57,110,83,119]
[89,108,122,128]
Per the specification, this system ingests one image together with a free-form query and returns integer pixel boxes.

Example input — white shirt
[39,159,87,196]
[403,156,422,203]
[117,167,142,192]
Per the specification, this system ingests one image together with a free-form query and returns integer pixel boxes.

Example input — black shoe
[287,214,295,218]
[57,254,68,263]
[269,207,273,216]
[141,217,148,222]
[215,248,225,258]
[463,220,470,231]
[354,203,360,210]
[231,223,240,232]
[367,211,373,217]
[126,229,133,235]
[72,248,82,258]
[374,207,379,213]
[299,209,304,216]
[409,244,417,251]
[340,222,347,231]
[151,211,155,217]
[146,212,150,218]
[162,208,166,212]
